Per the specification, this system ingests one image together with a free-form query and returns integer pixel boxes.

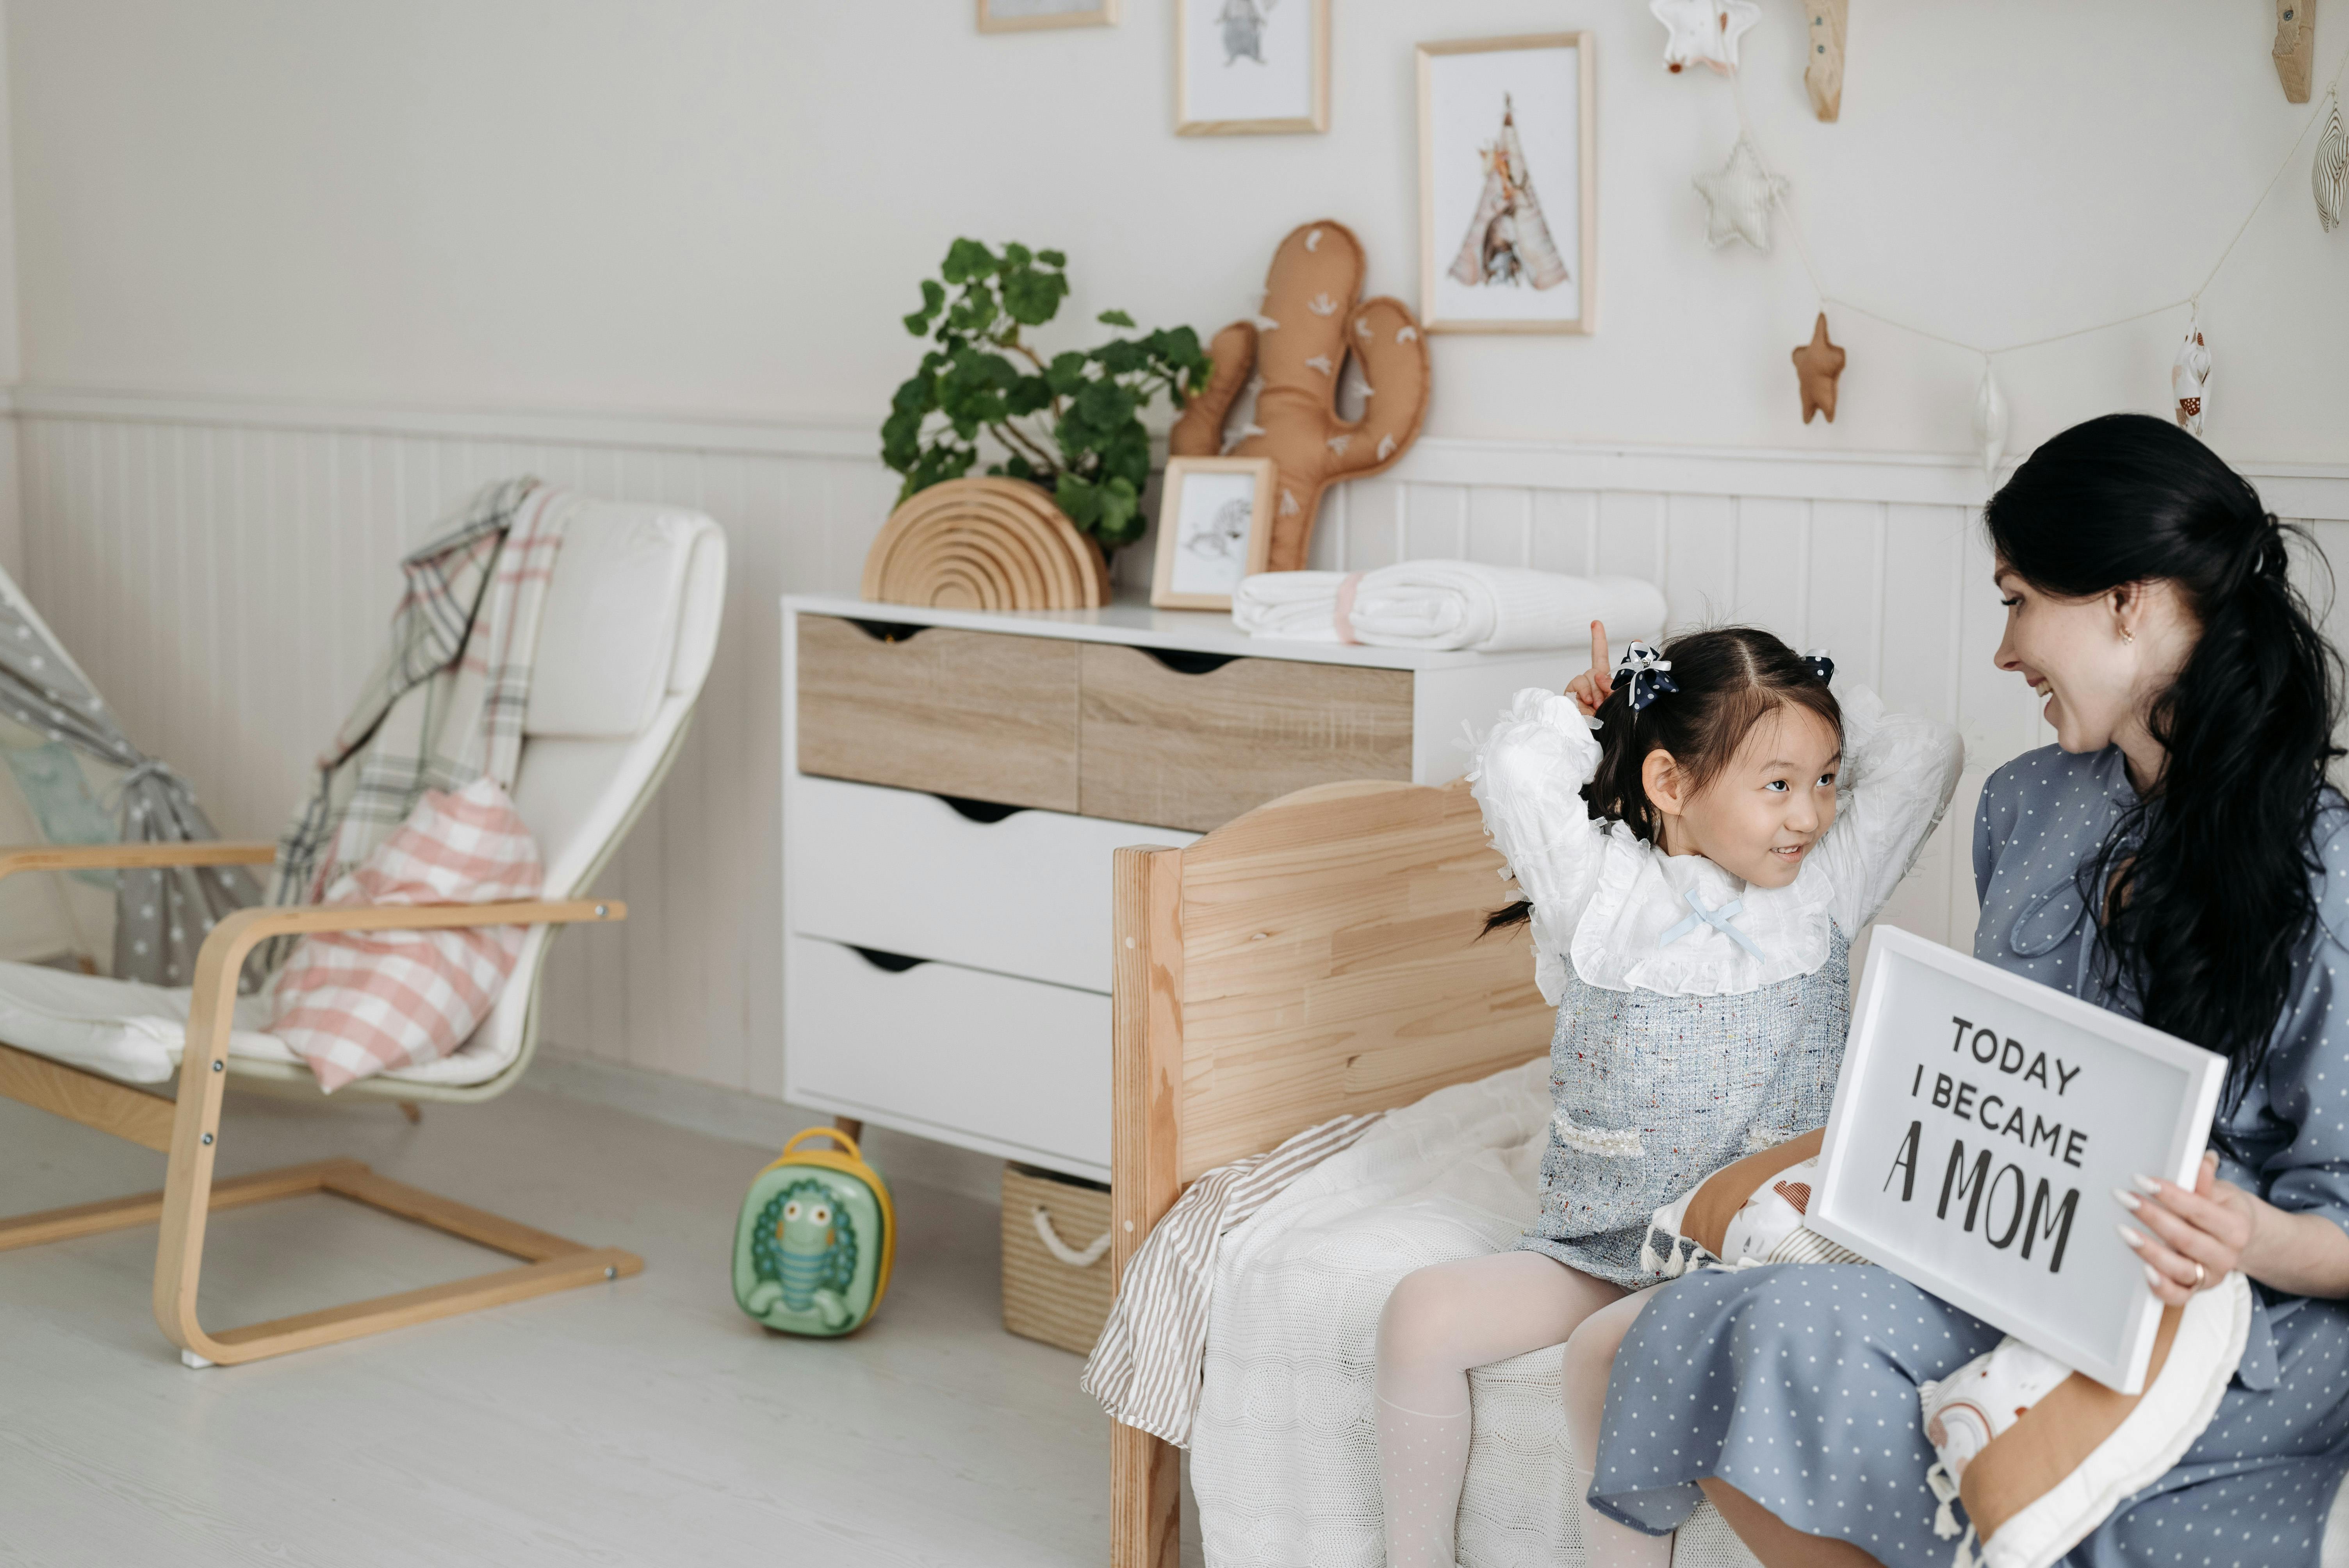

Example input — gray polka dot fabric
[0,591,255,984]
[1593,745,2349,1566]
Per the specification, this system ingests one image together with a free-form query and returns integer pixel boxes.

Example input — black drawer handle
[848,617,928,643]
[848,945,928,973]
[1139,647,1240,676]
[935,794,1028,824]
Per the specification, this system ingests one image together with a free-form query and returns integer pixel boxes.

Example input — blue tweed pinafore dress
[1518,929,1850,1287]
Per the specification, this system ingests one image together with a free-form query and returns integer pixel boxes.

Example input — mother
[1590,413,2349,1567]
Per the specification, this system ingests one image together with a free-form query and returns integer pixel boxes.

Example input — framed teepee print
[1418,34,1596,334]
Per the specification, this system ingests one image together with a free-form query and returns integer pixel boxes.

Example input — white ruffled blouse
[1469,682,1964,1004]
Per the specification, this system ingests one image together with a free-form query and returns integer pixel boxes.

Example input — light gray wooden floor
[0,1084,1200,1567]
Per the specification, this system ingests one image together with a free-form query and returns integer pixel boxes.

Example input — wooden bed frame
[1107,776,1556,1567]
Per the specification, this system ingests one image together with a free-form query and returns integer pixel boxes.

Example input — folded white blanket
[1081,1110,1381,1447]
[1230,561,1667,652]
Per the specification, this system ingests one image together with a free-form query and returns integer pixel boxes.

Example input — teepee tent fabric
[0,573,256,985]
[1448,94,1570,291]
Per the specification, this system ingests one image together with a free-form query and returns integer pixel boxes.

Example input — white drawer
[782,934,1110,1179]
[788,773,1193,991]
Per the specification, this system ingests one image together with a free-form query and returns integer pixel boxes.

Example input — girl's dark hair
[1983,412,2344,1106]
[1483,626,1842,934]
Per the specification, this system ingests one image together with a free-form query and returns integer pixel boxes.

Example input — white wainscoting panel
[14,390,2349,1100]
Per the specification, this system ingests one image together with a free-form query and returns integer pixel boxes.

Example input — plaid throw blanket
[270,478,567,920]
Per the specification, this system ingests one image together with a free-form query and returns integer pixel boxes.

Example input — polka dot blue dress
[1590,745,2349,1567]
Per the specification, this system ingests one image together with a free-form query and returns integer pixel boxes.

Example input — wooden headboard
[1106,776,1553,1567]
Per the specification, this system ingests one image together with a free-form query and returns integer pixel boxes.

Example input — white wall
[8,0,2347,461]
[5,2,2349,1107]
[18,401,2349,1107]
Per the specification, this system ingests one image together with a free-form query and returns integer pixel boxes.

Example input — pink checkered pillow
[270,777,544,1091]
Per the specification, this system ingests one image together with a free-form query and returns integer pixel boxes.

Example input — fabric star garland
[1791,313,1846,423]
[1694,137,1787,249]
[1672,15,2348,463]
[1650,0,1762,75]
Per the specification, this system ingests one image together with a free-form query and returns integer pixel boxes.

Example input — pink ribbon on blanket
[1333,572,1365,645]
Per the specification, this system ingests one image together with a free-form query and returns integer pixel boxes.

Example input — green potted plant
[880,239,1212,552]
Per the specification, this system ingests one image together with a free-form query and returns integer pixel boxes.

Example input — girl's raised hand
[1566,622,1615,717]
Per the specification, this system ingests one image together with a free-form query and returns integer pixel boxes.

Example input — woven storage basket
[1001,1163,1115,1355]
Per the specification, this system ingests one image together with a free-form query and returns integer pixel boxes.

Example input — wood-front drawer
[783,934,1109,1178]
[1077,646,1414,831]
[789,775,1194,990]
[797,614,1079,810]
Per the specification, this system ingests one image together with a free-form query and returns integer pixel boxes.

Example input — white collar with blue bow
[1657,886,1767,960]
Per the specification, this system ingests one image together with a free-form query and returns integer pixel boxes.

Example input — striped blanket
[1082,1112,1382,1447]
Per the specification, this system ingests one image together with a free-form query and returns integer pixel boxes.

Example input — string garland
[1716,37,2349,367]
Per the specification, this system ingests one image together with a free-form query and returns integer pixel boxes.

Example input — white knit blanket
[1230,562,1666,652]
[1188,1057,1761,1568]
[1081,1112,1381,1446]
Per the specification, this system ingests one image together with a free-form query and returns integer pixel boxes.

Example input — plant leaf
[1075,378,1135,429]
[1045,351,1089,396]
[1002,265,1069,328]
[1094,475,1143,547]
[941,237,996,285]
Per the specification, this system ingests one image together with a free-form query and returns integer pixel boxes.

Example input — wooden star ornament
[1791,313,1846,424]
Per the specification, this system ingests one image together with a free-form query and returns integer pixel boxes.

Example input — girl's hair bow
[1613,642,1679,711]
[1802,648,1836,685]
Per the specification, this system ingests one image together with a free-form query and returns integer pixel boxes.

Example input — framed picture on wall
[1417,33,1597,334]
[978,0,1119,33]
[1150,457,1275,610]
[1176,0,1331,135]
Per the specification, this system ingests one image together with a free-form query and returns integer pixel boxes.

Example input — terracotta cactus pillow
[1169,219,1430,571]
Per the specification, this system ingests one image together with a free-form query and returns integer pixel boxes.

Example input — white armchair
[0,497,726,1367]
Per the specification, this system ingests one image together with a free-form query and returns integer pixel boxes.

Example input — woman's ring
[2192,1261,2207,1289]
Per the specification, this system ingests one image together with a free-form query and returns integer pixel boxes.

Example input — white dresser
[780,592,1579,1182]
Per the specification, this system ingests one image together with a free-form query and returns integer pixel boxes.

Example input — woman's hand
[1568,622,1615,717]
[2116,1151,2257,1304]
[2123,1151,2349,1302]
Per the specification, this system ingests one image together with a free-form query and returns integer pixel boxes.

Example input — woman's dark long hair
[1484,626,1840,934]
[1985,413,2344,1104]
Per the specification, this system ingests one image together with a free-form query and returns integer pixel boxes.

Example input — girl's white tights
[1374,1251,1669,1568]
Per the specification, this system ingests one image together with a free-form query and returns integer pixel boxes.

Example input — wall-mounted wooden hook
[2276,0,2316,103]
[1804,0,1848,121]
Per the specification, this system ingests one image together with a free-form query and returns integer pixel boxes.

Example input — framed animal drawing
[1150,457,1275,610]
[1176,0,1331,135]
[977,0,1119,33]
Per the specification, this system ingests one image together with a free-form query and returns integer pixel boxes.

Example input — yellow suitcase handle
[780,1125,864,1164]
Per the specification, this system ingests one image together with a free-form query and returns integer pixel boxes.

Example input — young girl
[1376,623,1964,1568]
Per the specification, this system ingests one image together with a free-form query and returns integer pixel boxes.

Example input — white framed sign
[1811,926,2227,1393]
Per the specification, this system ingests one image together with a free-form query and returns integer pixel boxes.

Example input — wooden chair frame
[1107,778,1554,1566]
[0,839,641,1367]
